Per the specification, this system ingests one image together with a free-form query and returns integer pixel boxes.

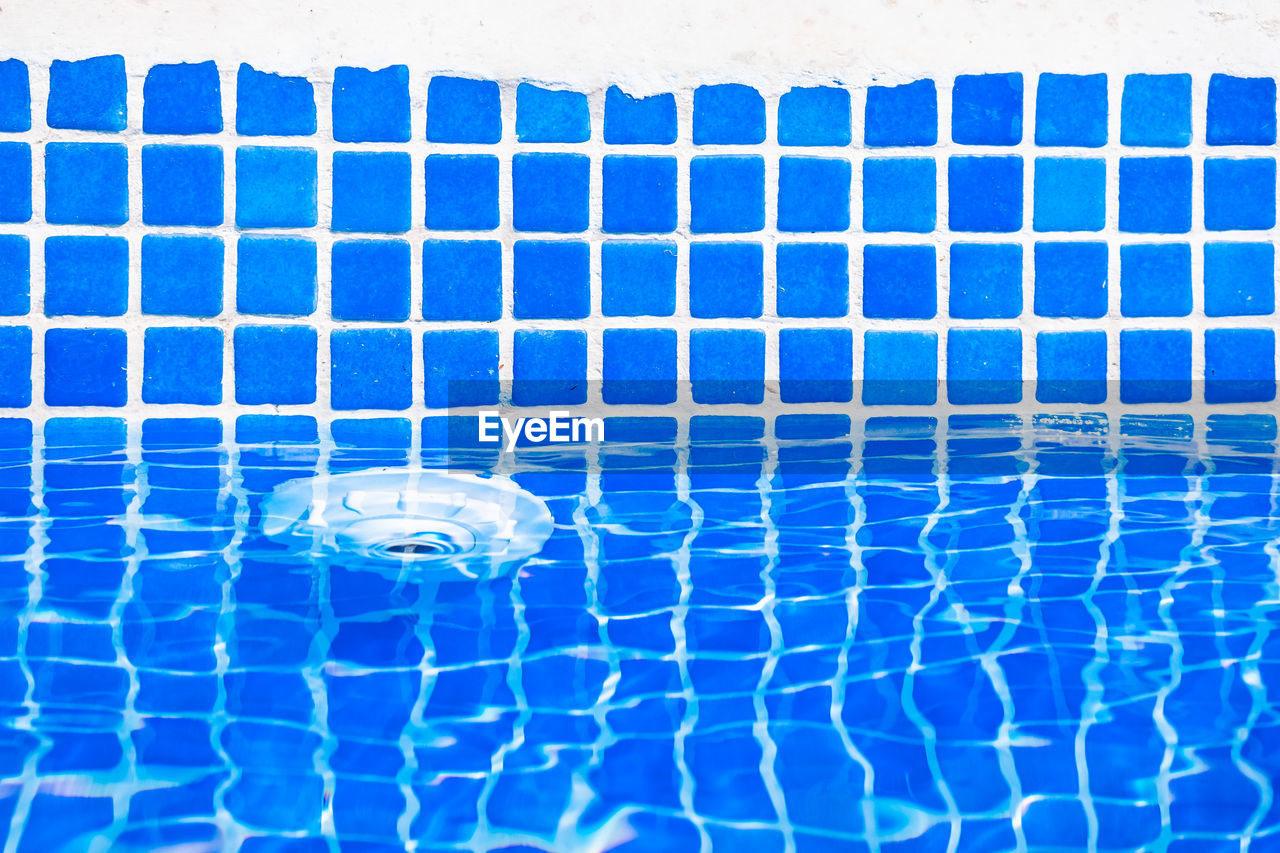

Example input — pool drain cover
[261,468,554,577]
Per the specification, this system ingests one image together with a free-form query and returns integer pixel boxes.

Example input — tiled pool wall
[0,56,1278,426]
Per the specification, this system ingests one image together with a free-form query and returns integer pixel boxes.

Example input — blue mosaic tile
[513,330,587,406]
[1120,243,1191,317]
[949,243,1021,319]
[236,64,315,136]
[690,156,765,234]
[235,146,317,228]
[863,331,937,406]
[1034,241,1108,318]
[0,234,29,316]
[427,76,501,144]
[1118,156,1192,234]
[863,244,935,319]
[1036,331,1107,404]
[947,156,1021,232]
[947,328,1021,404]
[143,61,221,134]
[602,241,676,317]
[1207,74,1276,146]
[690,329,764,405]
[778,328,852,403]
[141,235,223,318]
[1121,73,1191,147]
[424,154,499,231]
[694,84,764,145]
[236,236,316,317]
[776,242,848,319]
[47,55,126,131]
[1205,328,1275,403]
[44,142,128,226]
[951,73,1022,145]
[778,86,850,147]
[332,151,411,233]
[689,241,763,319]
[233,325,317,405]
[422,329,498,408]
[331,239,410,322]
[44,236,128,317]
[1204,157,1276,231]
[777,156,850,233]
[516,83,589,143]
[1204,242,1274,317]
[1035,73,1107,147]
[603,329,677,404]
[604,86,676,144]
[141,145,224,227]
[1033,158,1104,232]
[331,329,412,411]
[332,65,409,143]
[0,59,30,132]
[44,328,126,407]
[603,155,677,234]
[1120,329,1191,404]
[863,157,936,233]
[142,327,222,405]
[513,240,589,319]
[0,142,31,223]
[513,153,590,233]
[865,79,937,147]
[422,240,501,321]
[0,326,30,407]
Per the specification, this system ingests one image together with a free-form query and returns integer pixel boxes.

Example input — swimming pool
[1,412,1277,852]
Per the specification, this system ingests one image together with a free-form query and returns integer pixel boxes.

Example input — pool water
[1,413,1279,852]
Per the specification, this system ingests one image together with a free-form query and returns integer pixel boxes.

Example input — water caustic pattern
[0,412,1279,852]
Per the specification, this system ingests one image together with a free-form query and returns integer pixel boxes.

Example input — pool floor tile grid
[0,61,1279,416]
[0,413,1279,850]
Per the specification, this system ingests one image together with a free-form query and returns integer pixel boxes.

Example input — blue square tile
[1036,331,1106,404]
[949,243,1021,319]
[235,146,316,228]
[236,64,315,136]
[1120,243,1191,317]
[1204,242,1274,317]
[333,151,410,233]
[331,418,410,450]
[778,86,850,147]
[862,331,937,405]
[603,329,677,404]
[141,235,223,317]
[143,61,221,134]
[44,236,128,317]
[424,154,499,231]
[332,239,410,322]
[777,157,850,233]
[332,65,409,143]
[602,155,677,234]
[0,143,31,223]
[865,79,937,147]
[422,330,498,408]
[1121,74,1191,147]
[604,86,676,144]
[1207,74,1276,146]
[1120,329,1191,403]
[1118,156,1191,233]
[779,328,852,403]
[776,242,848,318]
[862,157,936,232]
[602,241,676,317]
[947,328,1021,405]
[233,326,316,405]
[694,84,764,145]
[331,329,412,411]
[1204,158,1276,231]
[513,330,587,406]
[45,328,126,407]
[1205,328,1275,403]
[142,327,222,405]
[47,55,126,131]
[0,60,30,132]
[427,76,501,143]
[422,240,501,321]
[45,142,128,226]
[863,244,935,319]
[1034,241,1108,318]
[1033,158,1104,232]
[513,153,590,233]
[513,240,589,319]
[947,156,1022,232]
[690,156,764,233]
[951,73,1022,145]
[236,236,316,317]
[0,235,29,316]
[691,329,764,404]
[0,326,30,407]
[1035,73,1107,147]
[516,83,589,142]
[690,242,762,319]
[141,144,223,227]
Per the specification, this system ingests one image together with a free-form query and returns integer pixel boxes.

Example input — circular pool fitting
[260,468,554,578]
